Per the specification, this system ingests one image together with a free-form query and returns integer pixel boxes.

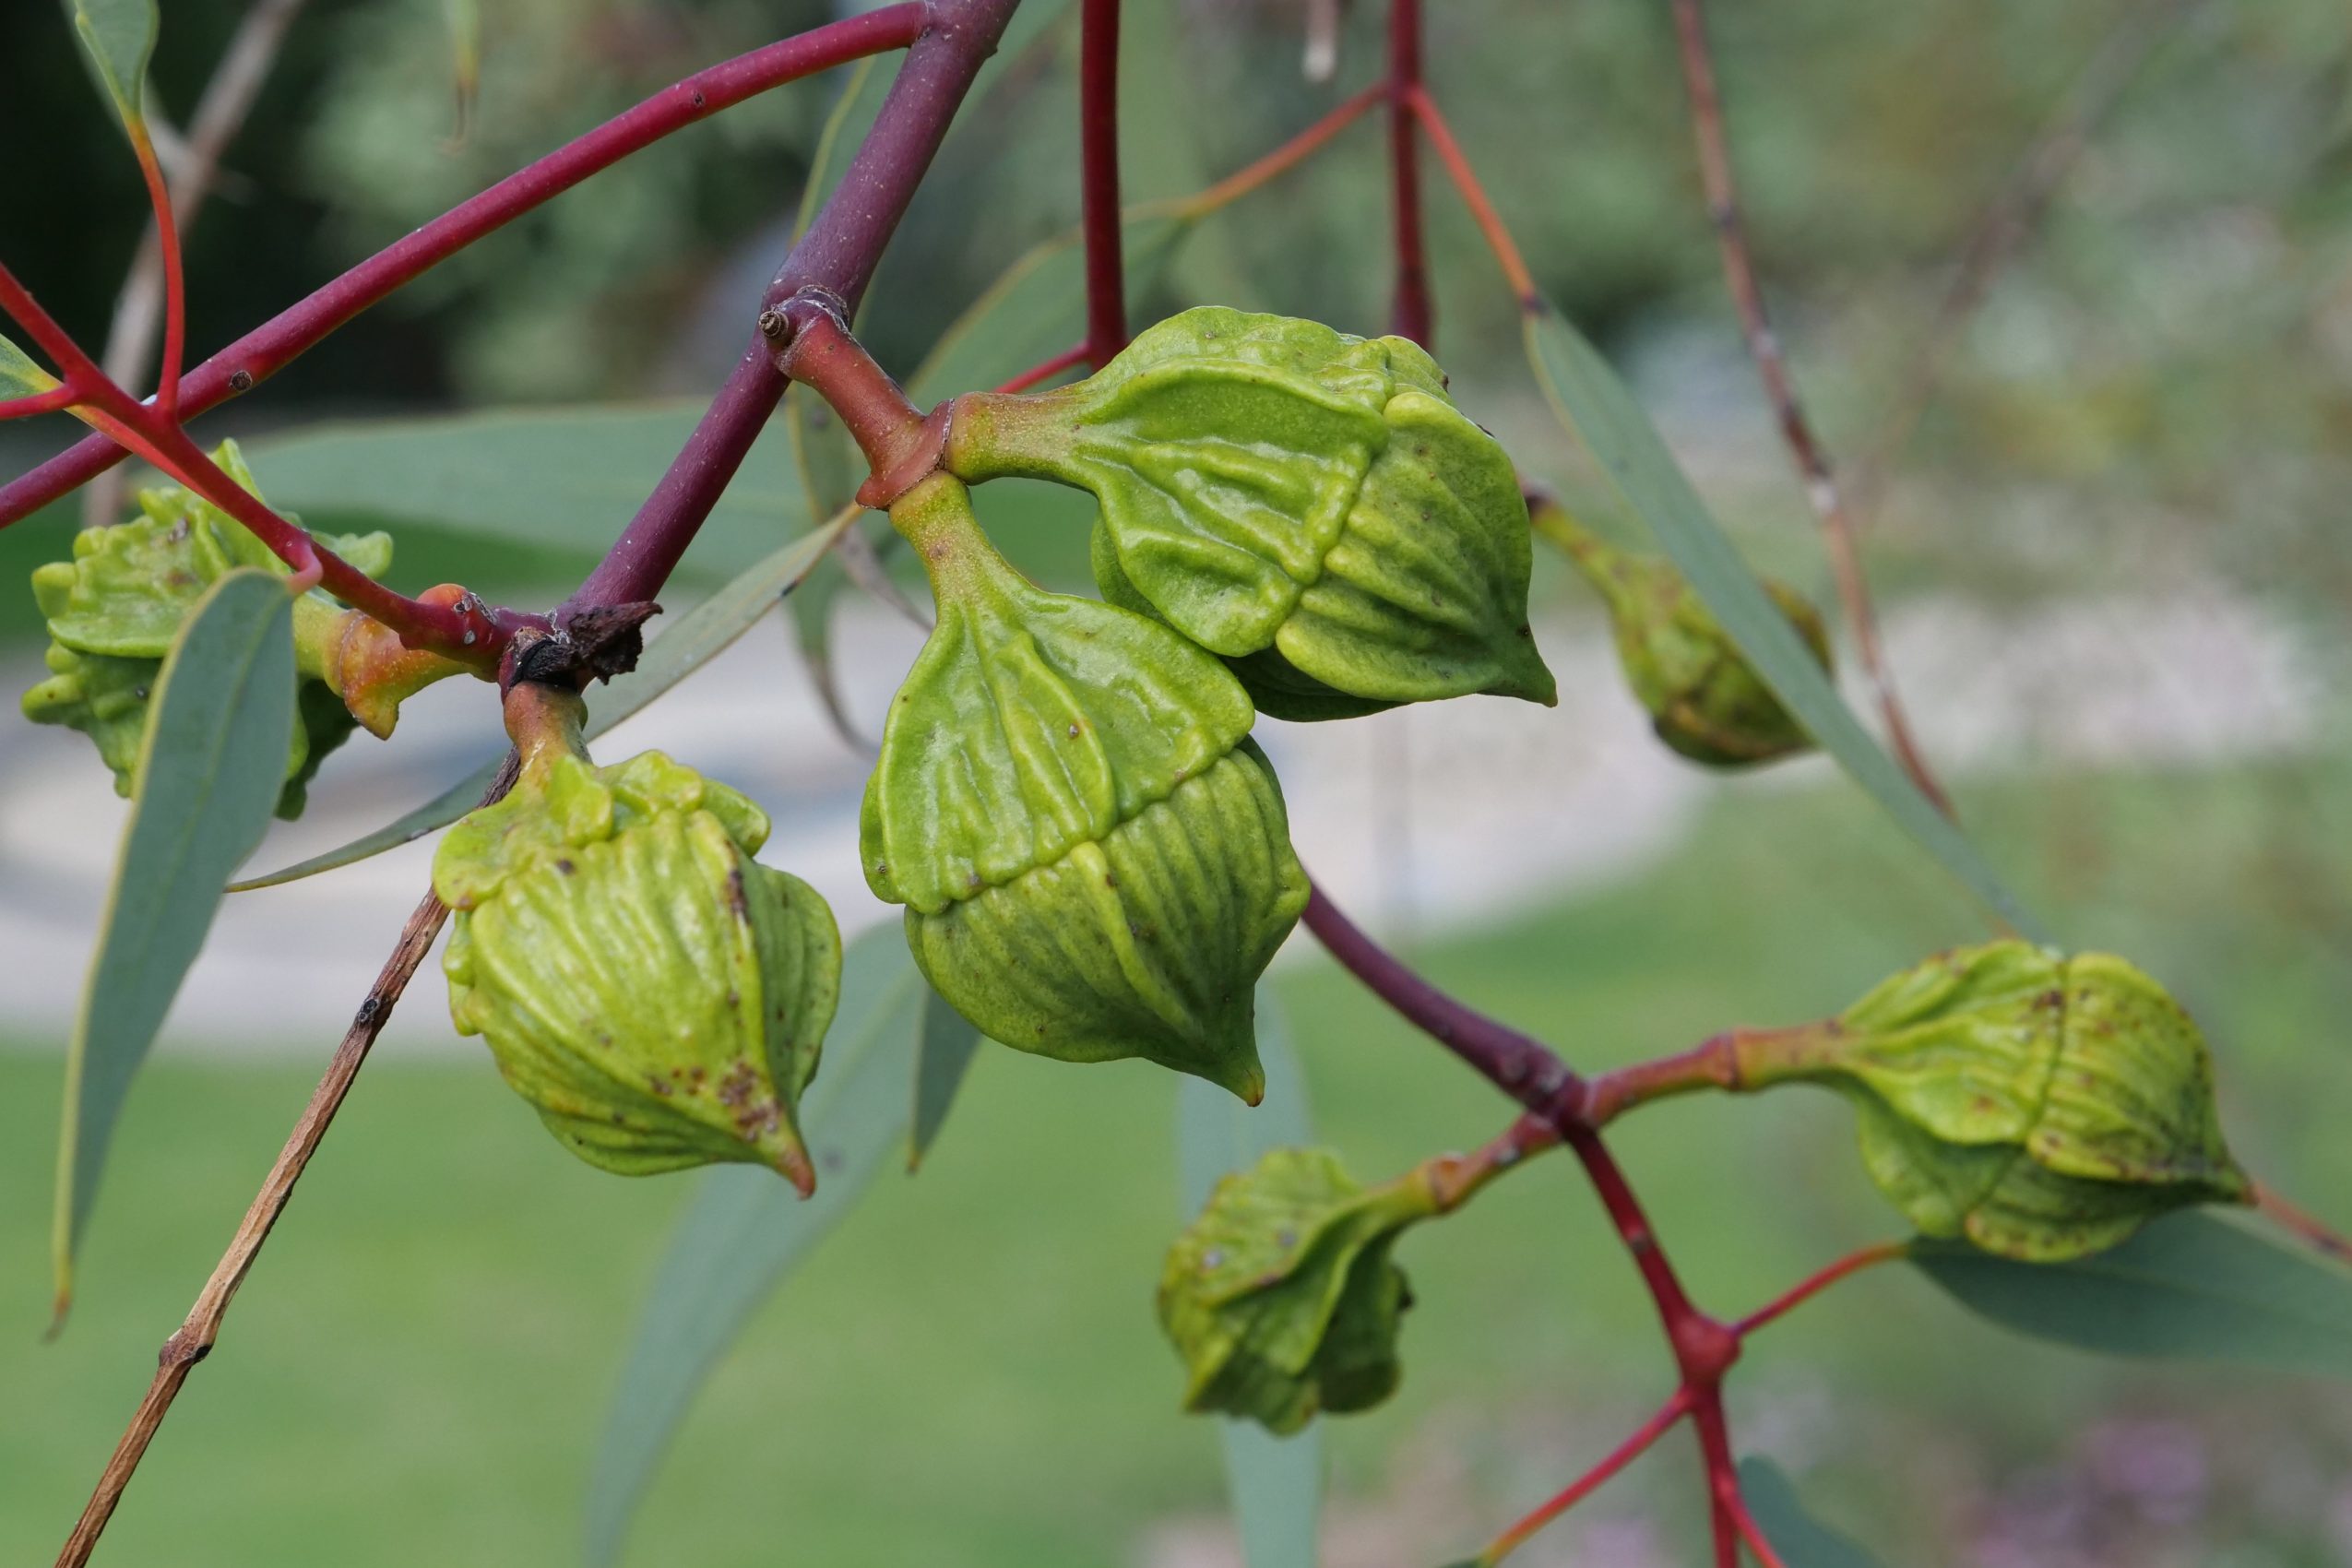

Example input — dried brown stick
[1849,0,2214,517]
[1666,0,1954,816]
[53,756,515,1568]
[87,0,312,527]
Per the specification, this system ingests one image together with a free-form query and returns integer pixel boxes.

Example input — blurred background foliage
[5,0,2352,1564]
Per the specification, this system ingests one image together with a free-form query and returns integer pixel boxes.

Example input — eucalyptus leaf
[584,928,927,1568]
[3,331,62,398]
[1737,1458,1885,1568]
[906,213,1194,406]
[1176,993,1324,1568]
[228,507,856,890]
[53,568,295,1316]
[1910,1209,2352,1373]
[1522,300,2046,941]
[65,0,157,137]
[242,403,803,578]
[908,986,982,1170]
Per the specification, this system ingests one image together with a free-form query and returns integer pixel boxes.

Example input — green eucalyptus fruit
[946,306,1555,720]
[20,439,394,817]
[863,474,1309,1102]
[1534,499,1825,766]
[1158,1146,1438,1433]
[434,687,841,1193]
[1732,941,2251,1260]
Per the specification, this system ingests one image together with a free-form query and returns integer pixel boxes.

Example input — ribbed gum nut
[1538,501,1826,766]
[434,692,842,1193]
[948,306,1555,719]
[1736,941,2251,1260]
[863,475,1309,1101]
[18,437,398,817]
[1158,1146,1438,1434]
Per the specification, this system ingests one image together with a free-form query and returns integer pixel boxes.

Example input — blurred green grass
[4,761,2346,1566]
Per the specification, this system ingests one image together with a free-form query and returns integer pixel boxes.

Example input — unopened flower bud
[864,475,1309,1101]
[434,686,841,1193]
[19,439,405,816]
[1734,941,2250,1260]
[1158,1146,1437,1433]
[947,307,1555,719]
[1537,500,1825,766]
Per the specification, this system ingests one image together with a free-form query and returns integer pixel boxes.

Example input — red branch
[1734,1241,1907,1336]
[1302,883,1752,1562]
[1478,1390,1692,1562]
[1078,0,1128,364]
[0,262,517,663]
[1385,0,1432,345]
[125,135,187,416]
[564,0,1018,612]
[995,342,1088,394]
[0,5,931,529]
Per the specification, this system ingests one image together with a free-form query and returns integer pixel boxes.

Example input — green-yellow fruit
[435,693,841,1192]
[19,439,394,817]
[1537,500,1825,766]
[948,306,1555,719]
[1158,1146,1437,1434]
[863,475,1309,1101]
[1733,941,2251,1260]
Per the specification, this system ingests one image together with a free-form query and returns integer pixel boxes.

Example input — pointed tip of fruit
[46,1290,72,1342]
[772,1144,817,1199]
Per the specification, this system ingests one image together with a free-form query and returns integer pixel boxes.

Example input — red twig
[1406,87,1537,306]
[125,136,186,416]
[995,342,1089,394]
[0,262,517,663]
[1,385,82,420]
[1730,1492,1792,1568]
[1302,879,1754,1560]
[1170,82,1383,219]
[0,4,931,529]
[1665,0,1952,816]
[1078,0,1128,364]
[1734,1241,1907,1336]
[565,0,1017,612]
[1477,1391,1692,1563]
[1385,0,1432,345]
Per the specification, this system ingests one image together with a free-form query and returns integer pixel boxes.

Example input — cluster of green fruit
[22,310,2247,1438]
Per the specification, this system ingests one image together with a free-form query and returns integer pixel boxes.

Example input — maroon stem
[566,0,1019,612]
[0,5,930,529]
[1304,879,1750,1555]
[1301,884,1582,1115]
[1078,0,1128,363]
[1386,0,1432,345]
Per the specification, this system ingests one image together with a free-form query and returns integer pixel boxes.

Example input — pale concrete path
[0,587,2315,1057]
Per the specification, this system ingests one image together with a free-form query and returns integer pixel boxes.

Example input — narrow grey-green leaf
[1911,1209,2352,1372]
[906,213,1194,406]
[3,330,62,398]
[53,568,295,1316]
[65,0,157,135]
[1177,992,1323,1568]
[1737,1458,1885,1568]
[1523,301,2046,941]
[243,403,805,578]
[908,986,981,1170]
[229,506,857,890]
[585,927,925,1568]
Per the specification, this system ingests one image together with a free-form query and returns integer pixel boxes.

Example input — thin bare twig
[53,750,512,1568]
[1665,0,1954,816]
[87,0,312,528]
[1848,0,2214,517]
